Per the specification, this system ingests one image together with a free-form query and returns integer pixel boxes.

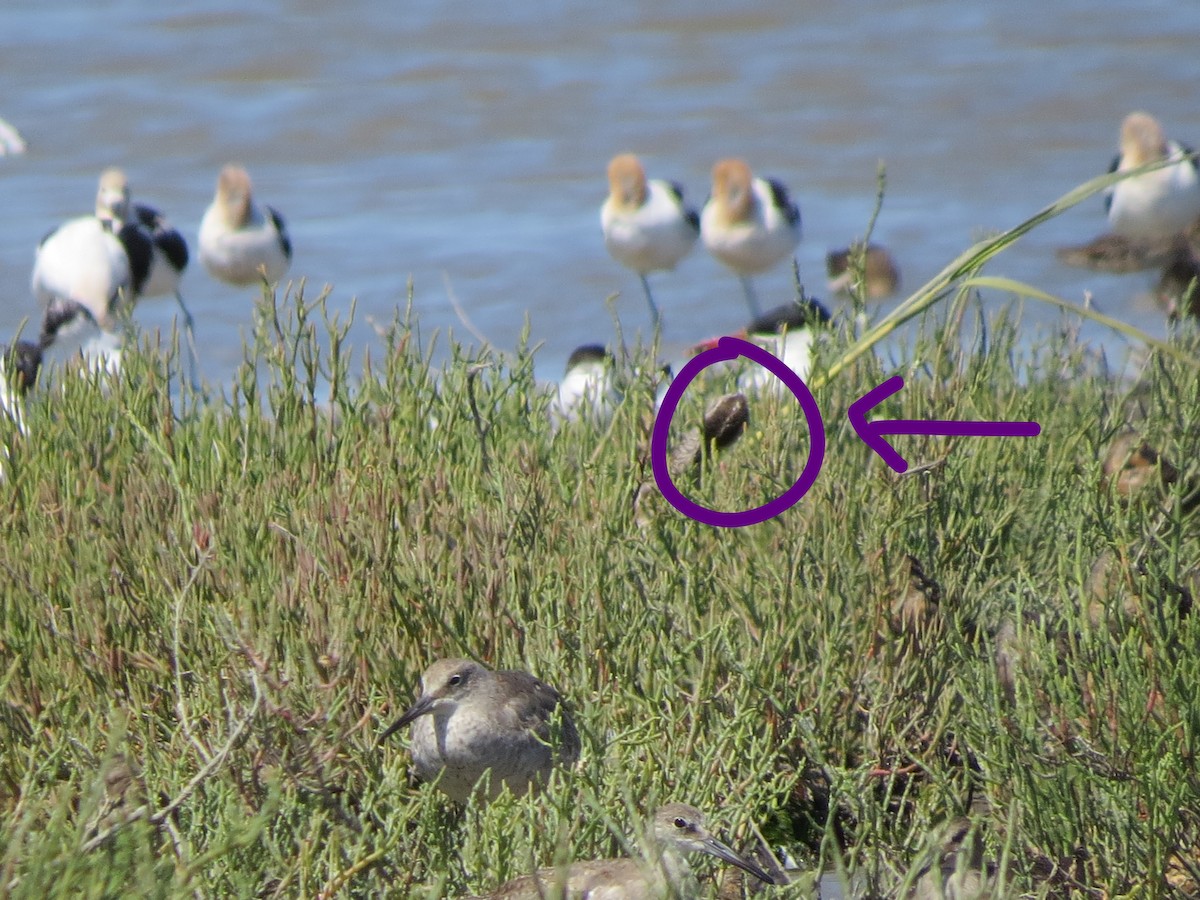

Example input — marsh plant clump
[2,263,1199,894]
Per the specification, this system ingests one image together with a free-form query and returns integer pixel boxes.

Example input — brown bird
[380,658,579,804]
[1100,430,1179,501]
[826,242,901,300]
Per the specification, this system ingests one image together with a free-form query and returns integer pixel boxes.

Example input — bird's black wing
[765,178,801,230]
[135,203,189,271]
[1104,152,1121,213]
[2,341,43,393]
[117,223,154,296]
[668,181,701,233]
[267,206,293,260]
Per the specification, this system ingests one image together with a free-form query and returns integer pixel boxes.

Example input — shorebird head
[826,242,901,300]
[40,297,101,348]
[564,343,613,378]
[709,158,755,226]
[690,299,831,355]
[607,153,648,211]
[652,803,775,885]
[379,658,487,743]
[95,167,131,223]
[1120,111,1169,168]
[215,164,255,228]
[743,299,831,338]
[2,341,44,394]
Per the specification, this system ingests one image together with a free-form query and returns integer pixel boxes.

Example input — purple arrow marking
[848,375,1041,473]
[651,336,826,527]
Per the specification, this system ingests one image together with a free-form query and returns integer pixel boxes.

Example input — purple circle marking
[651,336,826,527]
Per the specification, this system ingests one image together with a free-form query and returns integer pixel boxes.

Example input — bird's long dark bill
[701,836,775,885]
[378,696,434,744]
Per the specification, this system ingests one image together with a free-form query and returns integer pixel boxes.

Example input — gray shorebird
[480,802,775,899]
[379,658,580,803]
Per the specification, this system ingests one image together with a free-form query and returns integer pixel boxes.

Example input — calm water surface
[2,0,1197,386]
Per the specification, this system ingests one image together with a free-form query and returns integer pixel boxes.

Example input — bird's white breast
[199,206,289,285]
[551,362,617,427]
[602,180,697,274]
[1109,143,1200,242]
[32,217,132,320]
[701,179,799,275]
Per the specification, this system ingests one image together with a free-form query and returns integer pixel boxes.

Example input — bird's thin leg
[739,276,762,319]
[175,291,201,390]
[640,274,662,331]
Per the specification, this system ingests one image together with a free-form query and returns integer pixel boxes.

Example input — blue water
[1,0,1197,386]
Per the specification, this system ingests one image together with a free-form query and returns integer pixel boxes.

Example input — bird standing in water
[701,158,801,319]
[1106,111,1200,243]
[601,153,699,328]
[32,168,194,373]
[199,164,292,287]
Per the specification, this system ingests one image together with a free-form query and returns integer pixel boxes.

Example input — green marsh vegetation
[1,173,1199,897]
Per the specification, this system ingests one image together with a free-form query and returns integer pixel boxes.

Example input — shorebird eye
[674,817,687,829]
[448,674,462,686]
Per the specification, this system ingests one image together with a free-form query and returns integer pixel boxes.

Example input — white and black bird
[0,297,84,434]
[694,297,831,395]
[1106,111,1200,243]
[701,158,801,319]
[199,164,292,286]
[601,153,699,327]
[31,168,195,375]
[549,344,620,429]
[132,203,191,322]
[32,168,151,370]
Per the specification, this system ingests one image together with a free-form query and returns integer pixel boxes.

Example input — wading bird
[701,158,801,319]
[1106,111,1200,243]
[601,153,699,327]
[199,164,292,286]
[32,168,193,372]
